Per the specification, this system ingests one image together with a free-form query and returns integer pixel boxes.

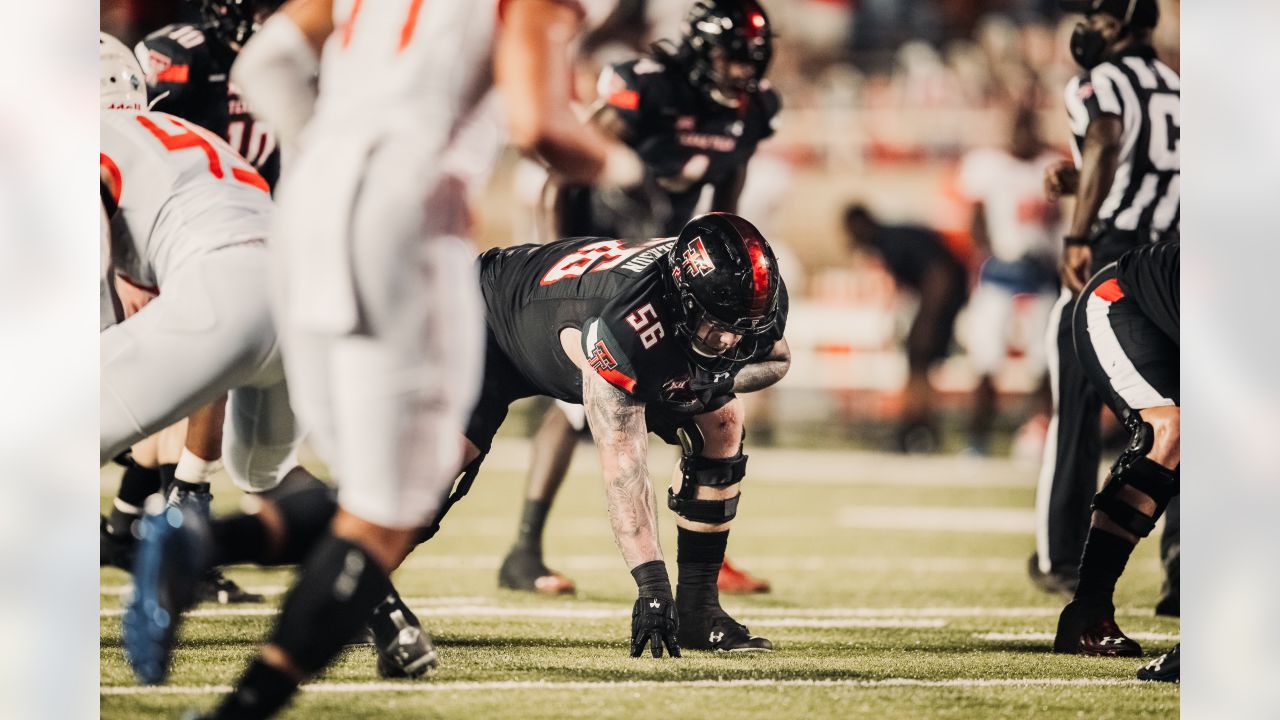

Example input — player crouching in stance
[471,213,789,655]
[101,34,430,684]
[1052,239,1178,682]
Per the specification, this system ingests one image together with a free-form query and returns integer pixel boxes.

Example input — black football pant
[1032,231,1180,590]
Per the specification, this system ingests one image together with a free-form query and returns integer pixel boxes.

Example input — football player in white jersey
[123,2,659,715]
[956,107,1063,455]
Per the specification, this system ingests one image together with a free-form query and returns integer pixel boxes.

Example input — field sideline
[100,438,1179,719]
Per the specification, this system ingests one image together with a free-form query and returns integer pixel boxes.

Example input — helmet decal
[682,236,717,277]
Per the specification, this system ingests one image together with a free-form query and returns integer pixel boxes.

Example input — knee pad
[667,440,748,525]
[1092,421,1179,538]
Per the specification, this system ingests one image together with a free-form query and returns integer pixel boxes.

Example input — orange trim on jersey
[232,167,270,193]
[155,65,190,83]
[100,153,123,208]
[1093,277,1125,303]
[341,0,365,48]
[607,89,640,110]
[598,368,638,395]
[399,0,426,51]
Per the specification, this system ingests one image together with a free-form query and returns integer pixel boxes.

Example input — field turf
[100,438,1179,719]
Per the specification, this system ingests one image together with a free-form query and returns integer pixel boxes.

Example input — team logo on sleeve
[682,236,716,277]
[588,340,619,372]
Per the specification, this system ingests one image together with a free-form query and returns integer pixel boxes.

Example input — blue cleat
[122,498,209,685]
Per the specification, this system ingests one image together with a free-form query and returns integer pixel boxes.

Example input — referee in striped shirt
[1029,0,1180,612]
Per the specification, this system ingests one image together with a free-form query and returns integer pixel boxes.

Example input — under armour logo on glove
[650,599,661,609]
[709,631,724,643]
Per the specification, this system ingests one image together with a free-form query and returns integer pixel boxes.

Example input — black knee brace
[1092,420,1179,538]
[262,470,339,564]
[667,434,747,525]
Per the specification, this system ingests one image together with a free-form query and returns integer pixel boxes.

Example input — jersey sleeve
[956,148,996,202]
[756,82,782,140]
[136,26,210,120]
[596,58,665,140]
[1065,68,1126,136]
[581,316,645,399]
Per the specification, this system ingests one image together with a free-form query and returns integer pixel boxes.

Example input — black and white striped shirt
[1064,46,1180,242]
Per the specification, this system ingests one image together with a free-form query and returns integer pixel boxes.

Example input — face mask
[1070,22,1109,69]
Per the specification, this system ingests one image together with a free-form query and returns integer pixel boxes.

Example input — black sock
[1074,526,1136,605]
[158,463,177,497]
[108,463,162,536]
[630,560,673,601]
[270,534,393,676]
[211,514,270,567]
[676,527,728,610]
[211,658,297,720]
[513,498,552,556]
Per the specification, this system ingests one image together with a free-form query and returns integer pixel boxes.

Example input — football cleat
[123,500,210,684]
[717,557,770,594]
[498,548,575,595]
[100,515,137,570]
[370,593,438,678]
[167,482,212,520]
[195,569,265,604]
[678,608,773,652]
[1027,553,1079,598]
[1053,599,1142,657]
[1137,644,1179,683]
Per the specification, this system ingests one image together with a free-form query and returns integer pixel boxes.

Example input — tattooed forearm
[582,371,662,569]
[733,339,791,394]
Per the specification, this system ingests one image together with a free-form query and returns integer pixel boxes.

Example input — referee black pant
[1033,231,1179,587]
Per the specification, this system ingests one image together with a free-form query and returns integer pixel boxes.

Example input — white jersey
[101,110,273,288]
[957,148,1062,263]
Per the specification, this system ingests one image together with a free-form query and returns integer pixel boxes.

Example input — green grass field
[100,439,1179,719]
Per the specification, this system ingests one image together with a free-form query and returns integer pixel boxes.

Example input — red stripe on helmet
[744,235,771,315]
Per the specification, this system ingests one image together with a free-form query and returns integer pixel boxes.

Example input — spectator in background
[957,107,1062,455]
[843,204,969,453]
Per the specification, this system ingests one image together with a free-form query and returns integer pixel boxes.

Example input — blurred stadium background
[97,2,1182,718]
[103,0,1179,455]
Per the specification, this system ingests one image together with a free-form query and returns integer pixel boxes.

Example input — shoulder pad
[138,24,210,86]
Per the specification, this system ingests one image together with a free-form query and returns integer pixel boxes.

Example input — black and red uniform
[559,57,781,237]
[467,235,788,454]
[1073,239,1179,422]
[136,23,281,190]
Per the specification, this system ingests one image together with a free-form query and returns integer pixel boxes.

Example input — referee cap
[1059,0,1159,29]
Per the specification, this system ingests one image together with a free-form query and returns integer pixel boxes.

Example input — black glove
[629,560,680,658]
[630,595,681,658]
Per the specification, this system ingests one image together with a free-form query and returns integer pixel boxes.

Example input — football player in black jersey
[499,0,781,597]
[1053,239,1177,676]
[136,0,283,189]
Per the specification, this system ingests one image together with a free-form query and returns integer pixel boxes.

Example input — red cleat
[717,557,770,594]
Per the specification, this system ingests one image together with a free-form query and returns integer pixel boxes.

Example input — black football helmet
[675,0,773,108]
[193,0,283,47]
[663,213,781,368]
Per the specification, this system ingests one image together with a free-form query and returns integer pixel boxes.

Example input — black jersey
[869,224,965,290]
[583,56,781,235]
[1063,46,1179,242]
[137,24,281,190]
[479,236,788,409]
[1115,239,1178,343]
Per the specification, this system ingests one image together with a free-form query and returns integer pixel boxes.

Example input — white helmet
[100,32,147,110]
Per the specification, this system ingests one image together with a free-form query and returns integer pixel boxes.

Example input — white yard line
[102,677,1153,696]
[976,632,1180,642]
[396,554,1024,572]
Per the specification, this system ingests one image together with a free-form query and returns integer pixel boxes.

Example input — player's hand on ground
[1044,160,1079,201]
[631,596,681,658]
[1060,245,1092,293]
